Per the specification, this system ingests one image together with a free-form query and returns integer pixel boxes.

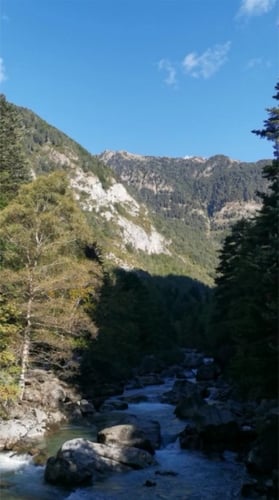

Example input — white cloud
[246,57,271,68]
[0,58,6,83]
[182,42,231,79]
[158,59,177,87]
[238,0,276,16]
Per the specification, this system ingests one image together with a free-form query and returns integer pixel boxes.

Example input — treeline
[81,270,209,391]
[208,84,278,399]
[0,94,208,404]
[0,86,277,407]
[0,95,103,401]
[102,151,268,281]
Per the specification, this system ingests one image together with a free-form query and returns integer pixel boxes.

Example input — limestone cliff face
[99,150,267,233]
[18,104,170,262]
[17,101,270,281]
[70,167,170,257]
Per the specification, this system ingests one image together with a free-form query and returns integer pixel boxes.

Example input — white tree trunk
[19,289,33,400]
[19,333,30,400]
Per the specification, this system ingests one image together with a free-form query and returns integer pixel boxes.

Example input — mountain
[98,150,269,279]
[18,106,174,269]
[16,104,270,284]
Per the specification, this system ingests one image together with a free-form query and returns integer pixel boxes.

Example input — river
[0,375,251,499]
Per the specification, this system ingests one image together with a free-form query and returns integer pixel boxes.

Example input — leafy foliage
[0,297,21,402]
[0,172,103,397]
[0,91,276,406]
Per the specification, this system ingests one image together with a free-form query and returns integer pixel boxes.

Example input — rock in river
[44,437,156,486]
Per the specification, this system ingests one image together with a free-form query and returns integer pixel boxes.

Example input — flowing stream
[0,375,251,499]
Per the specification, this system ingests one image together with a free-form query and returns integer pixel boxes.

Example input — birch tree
[0,172,102,399]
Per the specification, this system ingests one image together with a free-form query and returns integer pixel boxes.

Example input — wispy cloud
[238,0,276,16]
[182,42,231,79]
[0,58,6,83]
[158,59,177,87]
[246,57,272,69]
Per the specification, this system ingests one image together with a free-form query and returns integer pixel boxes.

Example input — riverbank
[0,349,278,498]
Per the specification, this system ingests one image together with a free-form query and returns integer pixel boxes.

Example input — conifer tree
[0,94,30,208]
[210,83,278,397]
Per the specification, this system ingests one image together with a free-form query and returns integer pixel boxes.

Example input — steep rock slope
[17,106,171,272]
[99,151,267,231]
[14,103,270,283]
[99,151,269,277]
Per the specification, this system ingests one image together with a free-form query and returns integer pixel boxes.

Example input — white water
[0,451,32,472]
[0,375,251,499]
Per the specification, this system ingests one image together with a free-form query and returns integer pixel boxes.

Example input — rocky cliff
[16,104,270,283]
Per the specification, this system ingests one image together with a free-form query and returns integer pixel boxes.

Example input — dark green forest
[0,85,278,406]
[208,84,278,398]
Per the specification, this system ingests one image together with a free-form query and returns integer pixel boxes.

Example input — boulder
[0,418,47,451]
[179,423,201,450]
[196,363,220,381]
[131,419,161,450]
[161,379,201,405]
[0,420,30,450]
[246,413,278,475]
[241,477,277,498]
[93,413,161,450]
[182,350,204,369]
[174,394,206,419]
[85,382,125,409]
[98,424,155,454]
[202,384,232,402]
[178,404,243,452]
[100,400,129,412]
[44,438,156,486]
[78,399,96,416]
[24,370,72,409]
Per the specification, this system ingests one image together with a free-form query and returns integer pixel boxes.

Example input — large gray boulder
[0,407,50,450]
[44,438,156,486]
[93,412,161,450]
[98,424,155,454]
[0,406,67,451]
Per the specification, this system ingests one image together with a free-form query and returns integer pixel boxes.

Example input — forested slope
[0,88,277,405]
[99,151,269,278]
[2,97,271,284]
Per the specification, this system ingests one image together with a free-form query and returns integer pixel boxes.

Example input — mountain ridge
[98,149,269,277]
[14,101,270,283]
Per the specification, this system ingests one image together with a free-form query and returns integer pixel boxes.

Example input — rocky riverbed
[0,349,278,499]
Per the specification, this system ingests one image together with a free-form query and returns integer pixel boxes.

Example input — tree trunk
[19,287,33,400]
[19,332,30,400]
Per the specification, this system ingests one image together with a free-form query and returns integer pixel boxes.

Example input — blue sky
[0,0,278,161]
